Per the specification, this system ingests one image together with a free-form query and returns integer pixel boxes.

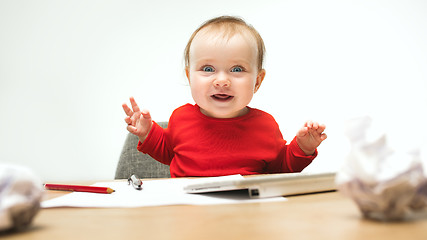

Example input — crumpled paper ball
[0,164,43,231]
[336,116,427,221]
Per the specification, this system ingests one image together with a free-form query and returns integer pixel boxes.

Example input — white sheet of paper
[41,175,286,208]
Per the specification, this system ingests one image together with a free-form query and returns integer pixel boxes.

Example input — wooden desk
[4,187,427,240]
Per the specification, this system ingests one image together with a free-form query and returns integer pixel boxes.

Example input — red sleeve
[136,122,174,165]
[278,136,317,173]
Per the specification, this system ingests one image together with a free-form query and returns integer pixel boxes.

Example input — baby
[123,16,327,177]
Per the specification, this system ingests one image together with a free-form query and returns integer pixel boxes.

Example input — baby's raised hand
[296,121,327,155]
[122,97,153,142]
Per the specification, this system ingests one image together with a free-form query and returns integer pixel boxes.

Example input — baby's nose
[213,73,231,87]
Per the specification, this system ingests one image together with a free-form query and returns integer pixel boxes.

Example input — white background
[1,0,426,181]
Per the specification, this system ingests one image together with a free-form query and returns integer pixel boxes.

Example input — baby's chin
[200,106,249,119]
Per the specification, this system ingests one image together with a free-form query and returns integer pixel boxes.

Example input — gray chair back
[115,122,171,179]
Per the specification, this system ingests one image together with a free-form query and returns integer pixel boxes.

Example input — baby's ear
[254,69,266,93]
[185,67,190,80]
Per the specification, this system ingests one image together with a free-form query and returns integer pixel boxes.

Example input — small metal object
[128,174,143,190]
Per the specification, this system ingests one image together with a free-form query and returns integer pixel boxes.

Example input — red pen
[44,184,115,194]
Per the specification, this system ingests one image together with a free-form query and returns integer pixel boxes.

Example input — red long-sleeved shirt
[138,104,317,177]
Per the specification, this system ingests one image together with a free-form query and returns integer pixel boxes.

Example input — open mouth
[211,94,234,101]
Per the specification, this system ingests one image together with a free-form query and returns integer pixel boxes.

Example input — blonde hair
[184,16,266,71]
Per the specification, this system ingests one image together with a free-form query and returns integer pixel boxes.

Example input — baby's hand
[296,121,327,155]
[122,97,153,142]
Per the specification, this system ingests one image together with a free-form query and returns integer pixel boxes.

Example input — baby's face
[186,30,265,118]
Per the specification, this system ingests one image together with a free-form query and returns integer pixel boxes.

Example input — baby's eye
[231,66,243,72]
[202,66,215,72]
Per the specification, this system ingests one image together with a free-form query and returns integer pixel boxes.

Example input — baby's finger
[122,103,133,117]
[312,122,319,130]
[126,125,137,134]
[124,116,132,125]
[296,126,308,138]
[320,133,327,141]
[141,109,152,119]
[130,97,141,113]
[317,124,326,134]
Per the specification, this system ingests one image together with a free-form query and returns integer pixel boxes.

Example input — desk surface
[4,185,427,240]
